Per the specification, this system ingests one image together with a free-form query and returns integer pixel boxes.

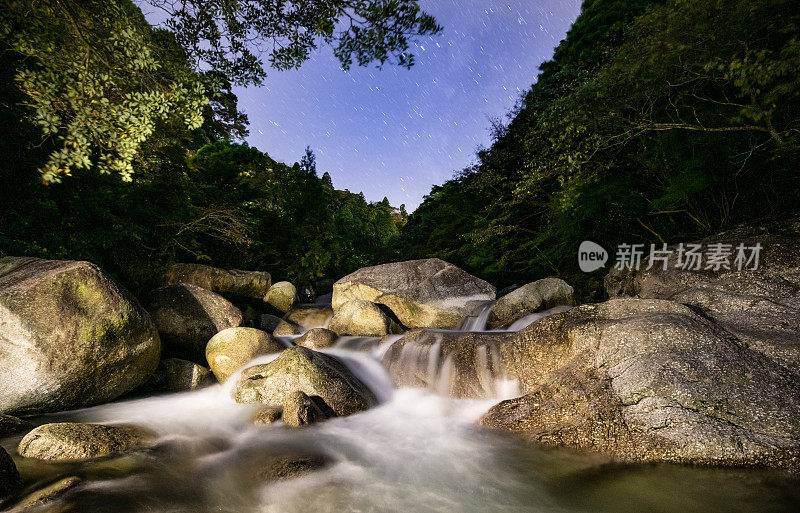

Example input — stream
[3,307,800,512]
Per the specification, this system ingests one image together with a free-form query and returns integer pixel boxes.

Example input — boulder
[482,298,800,468]
[332,258,496,329]
[295,328,338,350]
[18,423,154,461]
[282,391,334,427]
[605,216,800,369]
[328,300,403,337]
[206,327,284,382]
[284,305,333,329]
[233,347,377,417]
[264,281,296,313]
[487,277,574,329]
[0,257,160,414]
[381,329,513,399]
[0,414,34,438]
[165,263,271,301]
[145,283,241,359]
[0,446,21,501]
[257,313,283,333]
[152,358,215,392]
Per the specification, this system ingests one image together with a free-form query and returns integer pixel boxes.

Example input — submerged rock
[233,346,377,416]
[487,277,573,329]
[295,328,338,350]
[5,476,81,513]
[328,300,403,337]
[0,446,22,501]
[145,283,241,359]
[18,423,154,461]
[165,263,271,301]
[482,298,800,468]
[264,281,297,313]
[0,257,160,414]
[284,304,333,329]
[282,391,334,427]
[332,258,496,329]
[206,327,284,382]
[605,216,800,369]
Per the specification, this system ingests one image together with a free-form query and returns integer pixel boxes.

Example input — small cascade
[458,300,496,331]
[379,330,518,400]
[506,305,572,331]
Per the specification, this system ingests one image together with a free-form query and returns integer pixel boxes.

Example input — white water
[8,308,800,512]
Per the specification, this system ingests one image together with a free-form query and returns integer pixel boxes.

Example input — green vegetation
[400,0,800,299]
[0,0,422,288]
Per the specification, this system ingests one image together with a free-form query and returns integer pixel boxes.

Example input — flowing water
[3,310,800,512]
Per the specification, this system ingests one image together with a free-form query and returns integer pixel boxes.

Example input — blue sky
[233,1,581,211]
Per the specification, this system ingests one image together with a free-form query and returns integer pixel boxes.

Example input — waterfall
[458,300,496,331]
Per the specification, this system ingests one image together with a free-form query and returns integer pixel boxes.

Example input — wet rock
[605,216,800,369]
[0,257,160,414]
[249,449,329,483]
[282,391,335,427]
[153,358,215,392]
[206,327,284,382]
[264,281,297,313]
[252,406,283,425]
[234,347,377,417]
[284,304,333,329]
[332,258,496,329]
[145,283,241,359]
[381,329,513,398]
[295,328,338,350]
[5,476,81,513]
[487,277,574,329]
[165,263,271,301]
[482,298,800,468]
[0,446,22,501]
[0,414,34,438]
[273,319,301,336]
[328,300,403,337]
[18,423,154,461]
[257,313,283,333]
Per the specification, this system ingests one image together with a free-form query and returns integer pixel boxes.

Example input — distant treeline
[399,0,800,299]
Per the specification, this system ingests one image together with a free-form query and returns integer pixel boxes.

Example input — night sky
[235,0,582,211]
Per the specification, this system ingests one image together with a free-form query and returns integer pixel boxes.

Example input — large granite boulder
[328,300,403,337]
[18,422,154,461]
[145,283,241,359]
[264,281,297,313]
[605,216,800,369]
[332,259,496,329]
[482,298,800,468]
[233,347,377,417]
[206,327,284,382]
[0,257,160,414]
[487,277,574,329]
[165,263,271,301]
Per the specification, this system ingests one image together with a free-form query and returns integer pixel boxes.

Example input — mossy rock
[295,328,338,350]
[165,263,271,301]
[0,257,160,414]
[233,347,377,417]
[18,423,154,461]
[264,281,297,313]
[206,327,284,382]
[328,300,403,337]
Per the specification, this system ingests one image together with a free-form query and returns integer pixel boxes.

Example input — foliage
[0,0,439,183]
[400,0,800,299]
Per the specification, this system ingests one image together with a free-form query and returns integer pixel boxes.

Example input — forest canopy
[399,0,800,299]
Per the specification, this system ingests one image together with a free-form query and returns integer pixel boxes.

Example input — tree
[0,0,441,183]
